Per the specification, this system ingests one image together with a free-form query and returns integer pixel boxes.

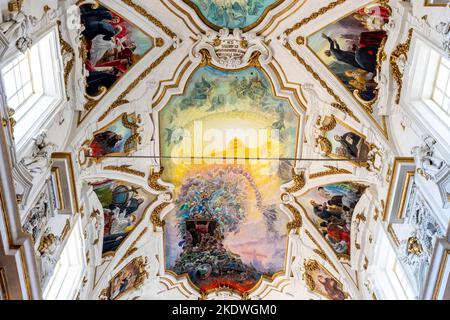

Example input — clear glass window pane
[8,95,19,109]
[435,65,449,91]
[13,64,22,86]
[433,89,444,106]
[20,59,31,82]
[443,97,450,112]
[23,82,33,98]
[446,75,450,95]
[3,70,17,98]
[442,57,450,68]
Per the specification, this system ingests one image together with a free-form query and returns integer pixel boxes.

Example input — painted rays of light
[185,0,284,30]
[159,64,300,294]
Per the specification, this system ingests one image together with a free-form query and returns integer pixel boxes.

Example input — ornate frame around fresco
[181,0,287,32]
[283,0,390,138]
[297,180,371,261]
[303,259,349,300]
[75,0,177,125]
[106,256,149,300]
[78,112,141,166]
[304,1,390,134]
[150,49,308,297]
[88,179,155,258]
[316,114,375,169]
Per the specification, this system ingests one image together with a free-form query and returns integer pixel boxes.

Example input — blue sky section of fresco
[189,0,278,29]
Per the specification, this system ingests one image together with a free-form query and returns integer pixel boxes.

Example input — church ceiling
[183,0,285,31]
[159,63,300,293]
[68,0,397,300]
[305,3,390,135]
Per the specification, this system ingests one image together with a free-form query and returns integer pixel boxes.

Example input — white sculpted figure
[0,10,32,53]
[21,132,57,174]
[411,136,445,180]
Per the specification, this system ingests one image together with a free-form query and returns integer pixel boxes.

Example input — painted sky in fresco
[159,65,299,293]
[187,0,280,29]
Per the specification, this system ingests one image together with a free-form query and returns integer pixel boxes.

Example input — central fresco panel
[185,0,283,30]
[160,65,299,293]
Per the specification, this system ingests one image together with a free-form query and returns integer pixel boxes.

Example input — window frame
[431,57,450,114]
[1,52,35,112]
[0,26,66,151]
[43,215,86,300]
[403,34,450,152]
[373,227,416,300]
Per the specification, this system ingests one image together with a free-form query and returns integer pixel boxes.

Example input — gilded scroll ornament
[285,204,302,233]
[57,21,75,91]
[309,165,351,179]
[285,169,306,193]
[148,167,168,192]
[319,115,337,132]
[151,202,169,231]
[104,165,146,177]
[390,29,413,104]
[407,236,423,256]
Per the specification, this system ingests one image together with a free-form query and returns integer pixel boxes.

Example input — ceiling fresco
[307,3,390,130]
[66,0,403,300]
[79,3,154,117]
[90,179,155,255]
[159,64,300,293]
[184,0,284,30]
[303,259,348,300]
[299,182,368,257]
[79,113,141,166]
